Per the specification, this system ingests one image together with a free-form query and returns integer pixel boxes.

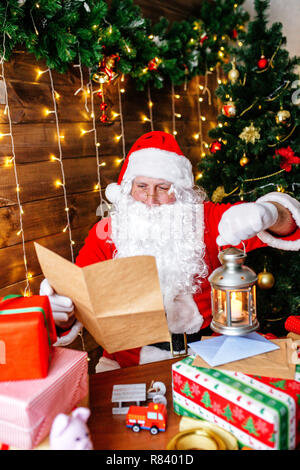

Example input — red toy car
[126,402,167,435]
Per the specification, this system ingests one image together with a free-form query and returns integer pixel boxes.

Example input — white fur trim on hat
[105,182,121,204]
[53,320,83,347]
[105,148,194,203]
[256,192,300,251]
[125,148,194,188]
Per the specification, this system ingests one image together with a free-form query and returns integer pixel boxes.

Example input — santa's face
[131,176,176,206]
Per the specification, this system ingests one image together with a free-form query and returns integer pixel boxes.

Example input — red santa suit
[75,198,300,369]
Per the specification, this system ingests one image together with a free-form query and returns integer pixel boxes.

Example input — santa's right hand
[39,278,75,329]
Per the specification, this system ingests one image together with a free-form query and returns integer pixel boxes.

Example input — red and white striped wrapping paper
[0,347,88,450]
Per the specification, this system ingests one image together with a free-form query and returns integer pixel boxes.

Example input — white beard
[109,193,208,333]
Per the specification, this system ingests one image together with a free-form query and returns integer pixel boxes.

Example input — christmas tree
[242,417,259,436]
[198,0,300,336]
[223,404,234,421]
[181,381,194,398]
[201,391,212,408]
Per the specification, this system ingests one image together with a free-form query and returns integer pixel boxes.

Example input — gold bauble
[240,154,249,166]
[212,186,226,203]
[275,108,291,125]
[257,269,275,290]
[228,62,240,84]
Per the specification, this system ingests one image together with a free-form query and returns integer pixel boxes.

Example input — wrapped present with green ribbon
[172,356,300,450]
[0,295,57,381]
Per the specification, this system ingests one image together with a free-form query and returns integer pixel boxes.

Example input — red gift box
[0,295,57,381]
[285,316,300,335]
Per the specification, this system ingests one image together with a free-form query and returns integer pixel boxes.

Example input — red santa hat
[105,131,194,203]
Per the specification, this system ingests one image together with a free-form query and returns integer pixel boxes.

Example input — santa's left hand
[217,202,278,246]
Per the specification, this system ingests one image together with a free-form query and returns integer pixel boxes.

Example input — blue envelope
[188,332,280,367]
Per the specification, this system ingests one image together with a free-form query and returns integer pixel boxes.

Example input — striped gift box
[0,347,88,450]
[172,356,300,450]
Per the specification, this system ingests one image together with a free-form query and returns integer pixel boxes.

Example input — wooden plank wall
[0,0,221,369]
[0,60,221,298]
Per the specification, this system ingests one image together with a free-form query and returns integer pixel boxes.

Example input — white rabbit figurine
[49,407,93,450]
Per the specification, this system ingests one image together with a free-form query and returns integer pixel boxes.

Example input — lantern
[208,247,259,336]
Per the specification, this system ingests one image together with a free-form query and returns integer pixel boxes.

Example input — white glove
[217,202,278,246]
[40,278,75,329]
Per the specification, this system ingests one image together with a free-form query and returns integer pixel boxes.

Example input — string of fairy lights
[117,76,126,161]
[194,76,208,159]
[73,50,89,114]
[147,82,154,132]
[36,66,75,263]
[171,82,181,137]
[87,70,106,214]
[75,57,108,217]
[0,4,31,296]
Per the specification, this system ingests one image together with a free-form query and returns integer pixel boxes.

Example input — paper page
[35,243,171,352]
[34,243,92,311]
[82,255,164,317]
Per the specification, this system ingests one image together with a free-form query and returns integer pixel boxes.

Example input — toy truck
[126,402,167,435]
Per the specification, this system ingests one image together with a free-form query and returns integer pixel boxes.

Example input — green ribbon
[0,295,52,347]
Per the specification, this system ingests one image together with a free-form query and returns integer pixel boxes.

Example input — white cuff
[95,357,121,373]
[139,345,193,365]
[256,192,300,251]
[139,346,173,364]
[53,320,83,346]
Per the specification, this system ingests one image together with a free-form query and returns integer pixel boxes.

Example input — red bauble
[148,60,157,71]
[97,91,103,98]
[147,57,162,71]
[257,55,268,70]
[210,141,222,153]
[222,101,237,117]
[100,113,108,123]
[231,29,238,39]
[100,102,108,111]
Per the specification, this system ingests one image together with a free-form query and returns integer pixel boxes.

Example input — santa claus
[40,131,300,372]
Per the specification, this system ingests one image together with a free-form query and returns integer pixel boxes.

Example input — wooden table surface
[88,358,182,450]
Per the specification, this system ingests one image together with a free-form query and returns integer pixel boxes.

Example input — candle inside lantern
[230,292,243,321]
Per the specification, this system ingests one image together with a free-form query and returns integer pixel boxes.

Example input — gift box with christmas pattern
[0,295,57,381]
[0,347,88,450]
[172,356,300,450]
[295,365,300,382]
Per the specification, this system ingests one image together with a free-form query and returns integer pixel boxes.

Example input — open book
[34,242,170,353]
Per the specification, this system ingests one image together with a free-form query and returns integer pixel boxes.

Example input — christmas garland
[0,0,249,89]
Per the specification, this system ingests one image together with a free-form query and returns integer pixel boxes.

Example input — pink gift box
[0,347,88,450]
